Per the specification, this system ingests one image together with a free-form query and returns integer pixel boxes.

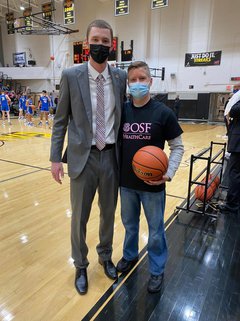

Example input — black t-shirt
[120,98,183,192]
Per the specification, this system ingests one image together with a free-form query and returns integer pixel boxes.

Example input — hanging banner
[23,8,33,31]
[42,2,53,22]
[151,0,168,9]
[109,37,118,61]
[64,0,75,25]
[185,51,222,67]
[115,0,129,16]
[6,12,15,34]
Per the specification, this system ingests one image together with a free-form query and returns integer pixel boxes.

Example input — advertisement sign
[185,51,222,67]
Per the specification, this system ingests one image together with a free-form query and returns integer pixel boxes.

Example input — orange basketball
[195,184,214,202]
[132,146,168,181]
[202,174,220,191]
[203,174,217,191]
[195,174,218,202]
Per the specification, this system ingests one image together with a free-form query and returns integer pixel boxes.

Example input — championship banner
[185,51,222,67]
[6,12,15,34]
[64,0,75,25]
[115,0,129,16]
[23,8,33,31]
[151,0,168,9]
[42,2,53,22]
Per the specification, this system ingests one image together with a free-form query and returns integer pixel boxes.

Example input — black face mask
[90,44,111,64]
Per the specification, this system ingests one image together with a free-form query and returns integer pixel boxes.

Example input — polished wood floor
[0,117,228,321]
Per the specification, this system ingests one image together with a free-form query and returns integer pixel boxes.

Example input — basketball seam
[132,160,164,172]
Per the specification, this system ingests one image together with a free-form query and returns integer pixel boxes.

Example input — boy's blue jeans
[120,187,168,275]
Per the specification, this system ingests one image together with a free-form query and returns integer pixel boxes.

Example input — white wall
[0,0,240,93]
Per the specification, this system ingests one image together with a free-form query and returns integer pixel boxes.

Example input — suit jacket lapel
[109,66,121,137]
[76,64,92,126]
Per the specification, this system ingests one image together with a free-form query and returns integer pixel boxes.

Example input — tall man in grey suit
[50,20,126,295]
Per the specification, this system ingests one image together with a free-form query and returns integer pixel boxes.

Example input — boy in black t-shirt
[117,61,184,293]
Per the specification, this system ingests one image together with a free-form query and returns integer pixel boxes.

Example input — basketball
[195,184,215,202]
[132,145,168,181]
[202,174,220,190]
[195,174,219,202]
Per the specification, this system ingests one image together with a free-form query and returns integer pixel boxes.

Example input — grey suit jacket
[50,63,127,179]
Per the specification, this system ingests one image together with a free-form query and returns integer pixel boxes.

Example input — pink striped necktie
[95,74,106,150]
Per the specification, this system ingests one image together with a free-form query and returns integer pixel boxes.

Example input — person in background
[38,90,50,126]
[224,90,240,119]
[50,19,127,295]
[54,95,59,113]
[220,92,240,215]
[117,61,184,293]
[173,95,181,120]
[26,95,35,126]
[0,90,11,126]
[224,92,234,136]
[48,92,55,117]
[18,92,27,120]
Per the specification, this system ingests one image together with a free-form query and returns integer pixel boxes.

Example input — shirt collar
[88,61,109,81]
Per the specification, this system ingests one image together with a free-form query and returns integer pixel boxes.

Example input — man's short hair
[42,90,47,94]
[86,19,113,41]
[127,61,151,78]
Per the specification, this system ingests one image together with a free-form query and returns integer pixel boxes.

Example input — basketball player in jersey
[18,92,27,120]
[117,61,184,293]
[26,95,35,126]
[38,90,50,126]
[0,90,11,125]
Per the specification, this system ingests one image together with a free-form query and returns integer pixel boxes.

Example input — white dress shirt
[88,62,116,145]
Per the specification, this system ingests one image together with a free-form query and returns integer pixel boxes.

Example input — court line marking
[0,158,68,183]
[0,158,51,171]
[0,159,68,183]
[0,168,45,184]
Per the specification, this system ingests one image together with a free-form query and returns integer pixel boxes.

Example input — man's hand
[51,162,64,184]
[144,175,171,186]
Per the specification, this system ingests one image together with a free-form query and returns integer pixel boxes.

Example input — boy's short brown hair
[127,61,151,78]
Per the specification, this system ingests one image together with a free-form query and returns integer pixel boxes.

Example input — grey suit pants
[70,147,118,268]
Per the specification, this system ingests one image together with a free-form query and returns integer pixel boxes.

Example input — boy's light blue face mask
[129,82,150,99]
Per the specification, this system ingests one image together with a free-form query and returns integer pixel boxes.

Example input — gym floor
[1,118,237,321]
